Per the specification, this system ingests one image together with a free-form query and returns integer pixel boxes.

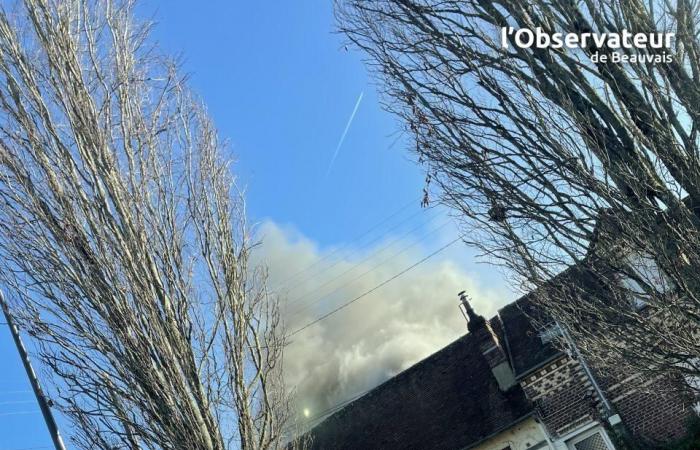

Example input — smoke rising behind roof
[253,220,514,423]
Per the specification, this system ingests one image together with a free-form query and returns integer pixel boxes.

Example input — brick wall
[521,357,604,437]
[520,355,695,445]
[600,369,693,443]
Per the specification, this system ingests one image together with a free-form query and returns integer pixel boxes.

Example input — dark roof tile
[305,317,533,450]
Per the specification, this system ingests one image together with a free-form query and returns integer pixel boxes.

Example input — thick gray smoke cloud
[253,220,513,424]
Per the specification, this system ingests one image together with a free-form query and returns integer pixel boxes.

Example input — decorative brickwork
[523,358,588,401]
[521,357,604,437]
[519,353,695,444]
[305,293,697,449]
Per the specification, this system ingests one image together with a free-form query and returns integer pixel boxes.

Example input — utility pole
[0,292,67,450]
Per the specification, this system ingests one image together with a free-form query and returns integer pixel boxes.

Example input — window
[567,427,615,450]
[538,322,563,344]
[621,253,671,293]
[619,252,673,310]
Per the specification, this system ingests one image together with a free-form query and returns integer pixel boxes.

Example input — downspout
[558,322,613,414]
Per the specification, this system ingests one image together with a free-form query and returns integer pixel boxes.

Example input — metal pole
[0,292,67,450]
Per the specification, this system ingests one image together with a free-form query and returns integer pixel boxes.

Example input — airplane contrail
[325,91,364,178]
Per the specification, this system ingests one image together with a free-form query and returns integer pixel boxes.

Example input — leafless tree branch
[0,1,306,448]
[337,0,700,392]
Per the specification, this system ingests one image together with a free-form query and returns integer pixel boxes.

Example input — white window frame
[538,322,563,344]
[566,425,615,450]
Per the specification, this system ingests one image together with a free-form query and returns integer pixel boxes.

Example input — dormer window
[619,252,672,310]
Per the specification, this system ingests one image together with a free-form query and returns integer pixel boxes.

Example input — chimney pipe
[458,291,485,333]
[458,291,515,391]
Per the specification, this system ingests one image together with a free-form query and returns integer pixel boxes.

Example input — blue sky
[0,2,513,448]
[142,1,426,243]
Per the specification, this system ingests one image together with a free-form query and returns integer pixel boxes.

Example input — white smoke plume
[252,220,514,423]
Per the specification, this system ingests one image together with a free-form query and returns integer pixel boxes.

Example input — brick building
[303,282,697,449]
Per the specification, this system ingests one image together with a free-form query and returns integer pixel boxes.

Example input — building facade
[303,288,697,449]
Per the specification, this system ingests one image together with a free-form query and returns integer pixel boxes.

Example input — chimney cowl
[459,291,486,333]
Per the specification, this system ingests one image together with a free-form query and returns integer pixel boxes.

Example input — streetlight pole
[0,292,67,450]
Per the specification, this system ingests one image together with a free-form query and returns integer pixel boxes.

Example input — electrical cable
[287,220,453,317]
[302,388,371,425]
[272,199,427,293]
[288,236,461,337]
[270,196,421,290]
[0,400,34,405]
[0,410,39,417]
[1,446,52,450]
[284,212,444,306]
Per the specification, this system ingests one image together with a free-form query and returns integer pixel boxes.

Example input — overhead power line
[284,213,445,306]
[277,207,432,295]
[0,410,40,417]
[2,446,52,450]
[0,399,35,405]
[283,387,373,436]
[270,196,422,290]
[0,390,32,395]
[302,388,371,426]
[288,236,462,337]
[288,220,453,317]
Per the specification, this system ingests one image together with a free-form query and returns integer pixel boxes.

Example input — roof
[302,217,623,449]
[304,306,541,450]
[499,296,561,378]
[498,263,609,378]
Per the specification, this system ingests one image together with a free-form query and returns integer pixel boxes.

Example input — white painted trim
[535,419,556,449]
[556,420,599,443]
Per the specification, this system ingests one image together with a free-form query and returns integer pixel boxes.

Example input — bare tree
[0,0,303,448]
[337,0,700,391]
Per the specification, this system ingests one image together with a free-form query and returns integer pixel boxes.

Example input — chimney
[459,291,516,391]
